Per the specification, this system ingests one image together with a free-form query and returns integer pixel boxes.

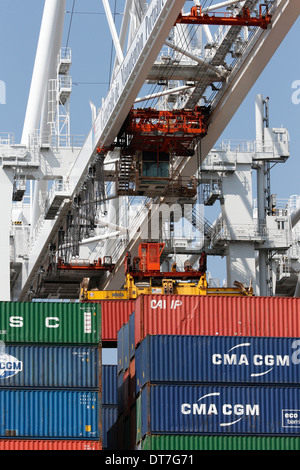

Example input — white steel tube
[135,85,194,103]
[203,0,244,12]
[102,0,124,65]
[202,24,214,43]
[40,2,66,139]
[165,39,224,76]
[25,0,66,236]
[112,0,132,78]
[21,0,66,146]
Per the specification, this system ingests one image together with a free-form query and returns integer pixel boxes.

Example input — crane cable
[65,0,76,50]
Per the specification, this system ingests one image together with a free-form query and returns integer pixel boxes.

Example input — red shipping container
[134,295,300,347]
[0,440,101,451]
[85,300,135,344]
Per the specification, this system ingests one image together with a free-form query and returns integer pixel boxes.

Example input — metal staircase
[117,155,133,194]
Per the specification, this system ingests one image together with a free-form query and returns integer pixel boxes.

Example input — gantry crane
[1,0,299,301]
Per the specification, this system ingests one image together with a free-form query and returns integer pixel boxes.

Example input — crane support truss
[176,4,272,29]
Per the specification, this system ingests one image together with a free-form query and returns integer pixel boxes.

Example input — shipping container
[123,369,130,417]
[137,383,300,440]
[117,324,124,375]
[87,300,134,344]
[139,434,300,451]
[118,372,123,417]
[0,302,101,344]
[102,405,118,449]
[0,344,99,388]
[117,321,130,375]
[135,335,300,388]
[134,295,300,346]
[129,357,136,408]
[102,365,117,404]
[107,414,124,450]
[129,312,135,360]
[0,390,99,438]
[123,322,130,371]
[0,440,101,451]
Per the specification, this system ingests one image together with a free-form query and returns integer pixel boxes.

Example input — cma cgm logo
[0,342,22,379]
[181,392,260,427]
[212,341,300,377]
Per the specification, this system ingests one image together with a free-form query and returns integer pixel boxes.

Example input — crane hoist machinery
[80,242,254,301]
[97,106,210,198]
[175,4,272,29]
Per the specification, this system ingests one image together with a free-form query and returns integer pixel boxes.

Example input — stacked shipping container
[2,295,300,450]
[116,295,300,450]
[0,301,102,450]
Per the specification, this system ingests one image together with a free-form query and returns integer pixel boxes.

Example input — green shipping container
[140,435,300,451]
[0,302,101,344]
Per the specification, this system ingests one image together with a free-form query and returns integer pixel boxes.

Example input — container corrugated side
[138,384,300,439]
[134,295,300,346]
[117,321,130,374]
[0,390,99,438]
[117,325,124,375]
[102,405,118,449]
[129,312,135,360]
[123,321,130,371]
[0,302,101,344]
[0,345,99,388]
[102,365,117,404]
[140,434,300,451]
[0,440,101,451]
[135,335,300,388]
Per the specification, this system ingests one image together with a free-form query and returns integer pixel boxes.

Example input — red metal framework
[124,242,207,280]
[118,106,210,156]
[176,4,272,29]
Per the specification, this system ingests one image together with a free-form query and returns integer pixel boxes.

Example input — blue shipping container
[117,325,124,375]
[0,389,99,438]
[136,335,300,388]
[123,321,130,371]
[117,372,123,416]
[139,384,300,438]
[0,344,99,388]
[102,405,118,448]
[129,312,135,360]
[102,365,117,404]
[117,322,130,374]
